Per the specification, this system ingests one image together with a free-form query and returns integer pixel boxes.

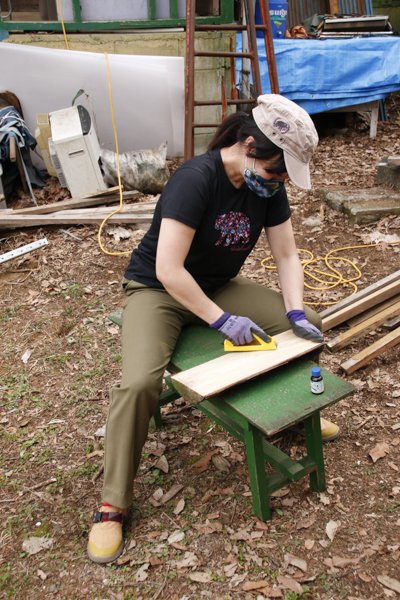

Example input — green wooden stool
[109,312,355,521]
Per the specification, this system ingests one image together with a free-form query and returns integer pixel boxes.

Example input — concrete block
[377,155,400,189]
[326,188,400,224]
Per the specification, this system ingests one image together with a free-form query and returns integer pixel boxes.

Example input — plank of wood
[327,300,400,352]
[319,270,400,320]
[321,280,400,332]
[170,330,324,404]
[341,326,400,374]
[0,212,154,228]
[346,294,400,327]
[59,202,156,216]
[383,315,400,330]
[4,187,138,215]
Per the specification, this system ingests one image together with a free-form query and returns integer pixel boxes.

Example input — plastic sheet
[237,35,400,113]
[0,43,184,170]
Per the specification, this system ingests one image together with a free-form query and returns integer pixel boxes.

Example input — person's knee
[305,307,322,331]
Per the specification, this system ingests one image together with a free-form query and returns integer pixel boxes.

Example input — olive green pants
[102,276,322,508]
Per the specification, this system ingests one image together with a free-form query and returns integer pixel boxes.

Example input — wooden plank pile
[320,270,400,374]
[0,186,157,230]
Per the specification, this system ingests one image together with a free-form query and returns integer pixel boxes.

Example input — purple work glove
[287,310,324,343]
[210,312,270,346]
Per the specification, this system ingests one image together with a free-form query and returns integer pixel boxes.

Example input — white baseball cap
[252,94,319,189]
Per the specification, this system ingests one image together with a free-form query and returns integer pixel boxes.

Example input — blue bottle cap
[311,367,321,377]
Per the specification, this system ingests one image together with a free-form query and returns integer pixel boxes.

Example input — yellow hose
[261,241,400,306]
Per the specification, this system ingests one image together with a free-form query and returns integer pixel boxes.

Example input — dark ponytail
[208,111,286,174]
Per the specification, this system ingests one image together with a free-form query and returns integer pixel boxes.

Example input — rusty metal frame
[184,0,280,161]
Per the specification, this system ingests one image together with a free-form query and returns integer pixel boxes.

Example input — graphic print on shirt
[215,211,250,247]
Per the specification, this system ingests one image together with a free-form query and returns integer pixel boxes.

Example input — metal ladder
[184,0,280,161]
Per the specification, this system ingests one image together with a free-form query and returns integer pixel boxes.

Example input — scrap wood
[341,326,400,374]
[59,202,156,215]
[327,300,400,352]
[5,189,144,215]
[4,185,126,214]
[320,269,400,321]
[322,279,400,332]
[347,294,400,327]
[0,211,154,229]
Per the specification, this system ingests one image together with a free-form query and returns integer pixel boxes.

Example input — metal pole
[184,0,195,161]
[259,0,280,94]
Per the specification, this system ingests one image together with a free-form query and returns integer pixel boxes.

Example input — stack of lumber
[0,186,156,229]
[320,270,400,374]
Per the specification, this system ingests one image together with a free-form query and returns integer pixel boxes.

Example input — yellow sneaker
[289,417,340,442]
[87,505,126,564]
[320,417,340,441]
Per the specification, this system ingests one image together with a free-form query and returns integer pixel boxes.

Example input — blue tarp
[237,35,400,114]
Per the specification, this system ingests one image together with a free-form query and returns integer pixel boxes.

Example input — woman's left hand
[287,310,324,343]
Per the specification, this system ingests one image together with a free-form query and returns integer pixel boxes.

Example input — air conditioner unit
[49,105,108,198]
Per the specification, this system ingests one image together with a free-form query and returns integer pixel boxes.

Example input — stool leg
[304,412,326,492]
[152,388,181,430]
[243,422,271,522]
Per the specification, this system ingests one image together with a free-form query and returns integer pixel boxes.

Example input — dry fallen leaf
[388,462,399,472]
[192,450,219,475]
[173,498,185,515]
[37,569,47,580]
[305,539,315,550]
[212,454,231,472]
[243,580,269,591]
[189,572,212,583]
[167,531,185,544]
[155,455,169,473]
[358,571,372,583]
[284,553,307,572]
[135,562,150,582]
[297,515,316,530]
[369,442,390,462]
[331,555,360,568]
[193,522,222,535]
[326,520,340,541]
[277,576,303,595]
[176,551,199,569]
[377,575,400,594]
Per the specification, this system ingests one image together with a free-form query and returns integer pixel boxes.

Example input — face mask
[244,158,285,198]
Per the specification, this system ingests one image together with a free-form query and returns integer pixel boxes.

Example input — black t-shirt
[124,149,291,291]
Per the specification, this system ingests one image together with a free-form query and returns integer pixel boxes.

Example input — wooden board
[59,202,156,216]
[341,326,400,374]
[321,280,400,332]
[0,211,154,228]
[347,294,400,327]
[170,330,324,404]
[327,300,400,352]
[319,270,400,321]
[4,187,142,215]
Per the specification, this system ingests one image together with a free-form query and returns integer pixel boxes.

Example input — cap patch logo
[273,118,290,134]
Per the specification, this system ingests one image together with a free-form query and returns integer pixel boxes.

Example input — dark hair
[208,111,286,173]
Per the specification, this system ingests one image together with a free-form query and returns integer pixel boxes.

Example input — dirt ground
[0,94,400,600]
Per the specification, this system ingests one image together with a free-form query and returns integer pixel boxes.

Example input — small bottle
[311,367,324,395]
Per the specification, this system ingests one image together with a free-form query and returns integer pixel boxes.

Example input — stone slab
[377,155,400,189]
[325,188,400,224]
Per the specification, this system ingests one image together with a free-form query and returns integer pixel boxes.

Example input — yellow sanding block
[224,333,278,352]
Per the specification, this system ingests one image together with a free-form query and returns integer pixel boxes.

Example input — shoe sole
[87,540,124,564]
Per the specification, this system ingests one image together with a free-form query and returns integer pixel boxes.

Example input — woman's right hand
[211,313,270,346]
